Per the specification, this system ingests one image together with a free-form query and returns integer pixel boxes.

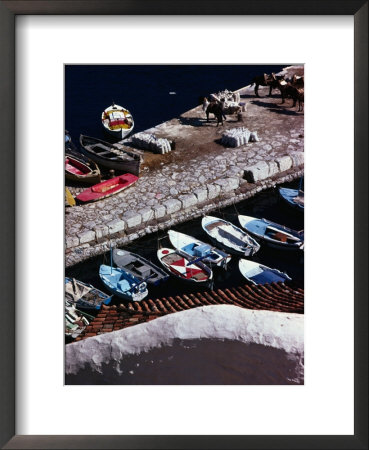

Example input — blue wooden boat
[99,265,148,301]
[65,277,112,311]
[279,178,304,211]
[238,215,304,250]
[239,259,291,285]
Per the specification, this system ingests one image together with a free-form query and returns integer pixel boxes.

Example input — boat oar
[142,273,156,283]
[65,188,76,206]
[189,254,209,265]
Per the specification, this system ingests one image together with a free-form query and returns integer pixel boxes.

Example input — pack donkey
[277,80,304,112]
[250,73,285,97]
[206,101,224,126]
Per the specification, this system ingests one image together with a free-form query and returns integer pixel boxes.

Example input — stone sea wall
[65,166,303,267]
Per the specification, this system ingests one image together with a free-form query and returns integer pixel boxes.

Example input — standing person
[220,98,227,121]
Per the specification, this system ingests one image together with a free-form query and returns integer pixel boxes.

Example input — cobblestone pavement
[66,66,304,266]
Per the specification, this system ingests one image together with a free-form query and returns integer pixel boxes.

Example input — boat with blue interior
[279,177,304,211]
[238,215,304,250]
[238,259,291,285]
[65,277,112,310]
[201,216,260,257]
[168,230,231,267]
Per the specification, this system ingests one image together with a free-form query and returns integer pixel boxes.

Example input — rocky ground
[65,65,304,266]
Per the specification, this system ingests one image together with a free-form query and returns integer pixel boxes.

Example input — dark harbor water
[66,182,304,305]
[65,64,285,145]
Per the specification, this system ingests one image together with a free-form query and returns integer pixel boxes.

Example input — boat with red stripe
[157,248,213,285]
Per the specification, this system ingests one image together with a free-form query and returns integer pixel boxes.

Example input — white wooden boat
[201,216,260,257]
[101,102,134,139]
[238,259,291,285]
[238,215,304,250]
[157,248,213,284]
[168,230,231,267]
[65,300,92,338]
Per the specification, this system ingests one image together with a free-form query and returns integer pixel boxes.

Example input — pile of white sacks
[210,89,241,104]
[131,132,172,154]
[221,127,260,147]
[209,89,241,114]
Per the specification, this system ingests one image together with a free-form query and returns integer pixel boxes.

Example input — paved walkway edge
[65,166,303,267]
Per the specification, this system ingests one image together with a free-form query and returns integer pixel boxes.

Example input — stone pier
[65,66,304,267]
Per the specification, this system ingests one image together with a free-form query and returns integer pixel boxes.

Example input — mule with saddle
[250,73,286,97]
[277,77,304,112]
[251,72,304,112]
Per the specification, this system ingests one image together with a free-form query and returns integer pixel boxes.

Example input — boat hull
[168,230,231,267]
[103,126,134,140]
[65,156,101,185]
[65,301,91,338]
[239,259,291,285]
[101,104,134,140]
[279,187,304,211]
[112,248,169,286]
[65,277,112,310]
[76,173,138,203]
[80,134,141,176]
[99,265,148,302]
[157,248,213,284]
[238,215,303,251]
[201,216,260,257]
[102,283,147,301]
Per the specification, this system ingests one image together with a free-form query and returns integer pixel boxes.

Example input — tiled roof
[75,281,304,341]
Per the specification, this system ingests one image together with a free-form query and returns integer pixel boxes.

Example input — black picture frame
[0,1,367,449]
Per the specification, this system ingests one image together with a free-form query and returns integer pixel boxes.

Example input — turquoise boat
[279,178,304,211]
[99,265,148,302]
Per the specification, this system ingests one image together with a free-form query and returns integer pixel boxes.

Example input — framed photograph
[1,1,367,449]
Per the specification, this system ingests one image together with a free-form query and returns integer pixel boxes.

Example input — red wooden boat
[65,155,101,185]
[76,173,138,203]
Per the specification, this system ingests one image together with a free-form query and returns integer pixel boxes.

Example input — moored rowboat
[75,173,138,203]
[168,230,231,267]
[157,247,213,284]
[65,277,112,311]
[279,187,304,211]
[112,248,169,286]
[238,215,304,250]
[65,155,101,185]
[201,216,260,257]
[80,134,141,176]
[101,103,134,139]
[99,265,148,301]
[238,259,291,285]
[279,178,304,211]
[65,300,93,338]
